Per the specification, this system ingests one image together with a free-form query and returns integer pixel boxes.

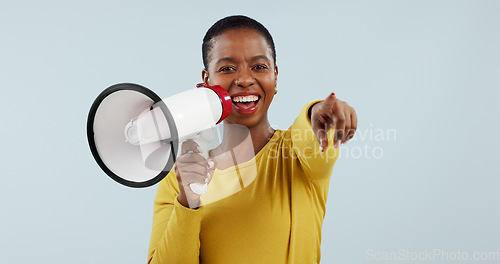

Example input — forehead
[208,28,273,66]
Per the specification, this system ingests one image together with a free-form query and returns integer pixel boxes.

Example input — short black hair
[202,15,276,70]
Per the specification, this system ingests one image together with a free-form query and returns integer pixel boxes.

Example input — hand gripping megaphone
[86,83,232,190]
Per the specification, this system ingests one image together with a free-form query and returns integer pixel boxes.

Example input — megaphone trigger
[190,182,208,195]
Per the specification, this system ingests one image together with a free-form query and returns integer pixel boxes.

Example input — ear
[274,64,278,82]
[202,69,210,85]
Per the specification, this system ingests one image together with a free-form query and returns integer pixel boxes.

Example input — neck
[220,117,275,155]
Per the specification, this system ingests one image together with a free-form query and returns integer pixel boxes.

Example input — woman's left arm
[288,93,357,182]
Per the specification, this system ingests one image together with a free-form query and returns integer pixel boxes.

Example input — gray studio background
[1,0,499,263]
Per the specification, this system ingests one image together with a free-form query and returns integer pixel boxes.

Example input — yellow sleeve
[147,170,203,264]
[289,100,339,181]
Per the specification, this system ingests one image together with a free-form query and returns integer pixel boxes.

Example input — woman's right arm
[147,170,203,264]
[147,141,212,264]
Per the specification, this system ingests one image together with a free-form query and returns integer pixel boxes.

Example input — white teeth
[232,95,259,103]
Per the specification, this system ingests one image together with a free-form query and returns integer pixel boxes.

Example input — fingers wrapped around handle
[175,140,212,208]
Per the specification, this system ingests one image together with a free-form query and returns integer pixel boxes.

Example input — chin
[225,114,263,129]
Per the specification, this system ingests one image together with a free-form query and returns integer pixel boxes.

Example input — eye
[252,64,269,71]
[218,66,236,72]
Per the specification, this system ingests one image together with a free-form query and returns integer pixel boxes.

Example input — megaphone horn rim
[86,83,179,188]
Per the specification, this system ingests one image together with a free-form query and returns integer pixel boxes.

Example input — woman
[148,15,357,264]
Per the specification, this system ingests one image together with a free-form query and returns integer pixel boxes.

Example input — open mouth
[231,94,261,109]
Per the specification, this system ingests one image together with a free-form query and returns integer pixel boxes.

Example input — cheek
[208,74,233,90]
[258,75,277,93]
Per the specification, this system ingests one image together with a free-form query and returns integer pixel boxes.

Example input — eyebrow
[215,57,237,65]
[250,55,270,62]
[215,55,270,65]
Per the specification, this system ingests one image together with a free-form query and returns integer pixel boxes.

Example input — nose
[234,68,255,87]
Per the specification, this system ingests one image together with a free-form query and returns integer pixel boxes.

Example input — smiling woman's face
[203,28,278,129]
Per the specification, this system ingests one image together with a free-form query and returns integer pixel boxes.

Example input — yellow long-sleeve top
[148,101,339,264]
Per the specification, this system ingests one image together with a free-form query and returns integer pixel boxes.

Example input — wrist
[308,101,321,119]
[177,193,200,209]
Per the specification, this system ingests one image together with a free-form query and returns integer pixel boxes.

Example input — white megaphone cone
[87,83,232,190]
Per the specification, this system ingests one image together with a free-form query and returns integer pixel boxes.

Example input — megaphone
[87,83,232,189]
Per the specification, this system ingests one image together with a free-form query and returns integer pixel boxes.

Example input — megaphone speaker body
[87,83,231,188]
